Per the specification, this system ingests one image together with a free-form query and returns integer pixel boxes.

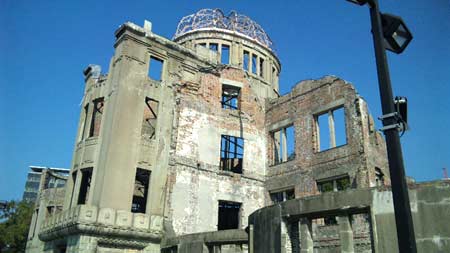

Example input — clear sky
[1,0,449,201]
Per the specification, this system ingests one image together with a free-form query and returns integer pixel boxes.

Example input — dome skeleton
[174,9,275,52]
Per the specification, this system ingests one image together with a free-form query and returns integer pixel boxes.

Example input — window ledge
[314,144,348,154]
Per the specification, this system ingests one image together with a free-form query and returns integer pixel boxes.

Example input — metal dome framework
[174,9,275,51]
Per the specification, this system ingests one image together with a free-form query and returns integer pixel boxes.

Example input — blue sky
[1,0,449,201]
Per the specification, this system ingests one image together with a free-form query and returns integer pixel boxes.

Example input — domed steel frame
[174,9,275,52]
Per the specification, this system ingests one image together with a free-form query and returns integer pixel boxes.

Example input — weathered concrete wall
[249,181,450,253]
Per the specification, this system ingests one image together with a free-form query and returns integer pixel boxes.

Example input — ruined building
[27,9,450,253]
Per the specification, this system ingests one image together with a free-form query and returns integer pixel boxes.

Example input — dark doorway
[218,200,241,230]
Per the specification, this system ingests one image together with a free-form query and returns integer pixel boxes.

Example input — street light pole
[368,0,417,252]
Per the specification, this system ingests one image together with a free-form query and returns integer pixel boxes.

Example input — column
[299,218,313,253]
[338,215,354,253]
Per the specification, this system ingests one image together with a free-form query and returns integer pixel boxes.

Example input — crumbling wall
[264,76,388,199]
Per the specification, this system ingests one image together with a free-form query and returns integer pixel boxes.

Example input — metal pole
[368,0,417,252]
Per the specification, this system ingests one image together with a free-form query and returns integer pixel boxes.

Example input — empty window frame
[272,125,295,165]
[221,85,240,110]
[270,188,295,204]
[218,200,241,230]
[259,58,264,78]
[131,168,151,213]
[142,97,159,139]
[220,135,244,174]
[316,107,347,151]
[77,168,92,205]
[243,51,250,71]
[251,54,257,74]
[89,98,104,137]
[78,104,89,141]
[148,56,164,81]
[221,44,230,64]
[375,167,385,186]
[209,43,218,52]
[317,176,350,193]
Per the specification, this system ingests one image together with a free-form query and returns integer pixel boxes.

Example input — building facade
[23,166,69,203]
[28,9,402,253]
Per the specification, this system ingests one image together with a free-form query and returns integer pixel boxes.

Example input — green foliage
[0,200,34,252]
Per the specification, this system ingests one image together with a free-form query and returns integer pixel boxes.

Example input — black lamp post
[346,0,416,252]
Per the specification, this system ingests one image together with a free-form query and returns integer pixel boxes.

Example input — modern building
[22,166,69,203]
[27,9,450,253]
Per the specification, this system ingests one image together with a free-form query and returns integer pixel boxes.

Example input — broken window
[251,54,257,74]
[272,125,295,165]
[89,98,104,137]
[142,97,159,139]
[77,168,92,205]
[270,188,295,204]
[375,167,385,186]
[317,176,350,193]
[221,85,240,110]
[259,58,265,78]
[79,104,89,141]
[221,44,230,64]
[148,56,164,81]
[316,107,347,151]
[218,200,241,230]
[131,168,151,213]
[243,51,250,71]
[209,43,218,52]
[220,135,244,174]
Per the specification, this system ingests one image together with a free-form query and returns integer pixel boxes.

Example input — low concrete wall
[248,180,450,253]
[161,229,248,253]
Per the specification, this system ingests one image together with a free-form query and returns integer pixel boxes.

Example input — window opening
[209,43,218,52]
[131,168,151,213]
[79,104,89,141]
[251,54,257,74]
[243,51,250,71]
[218,200,241,230]
[272,125,295,165]
[220,135,244,174]
[317,176,350,193]
[375,167,385,186]
[89,98,104,137]
[148,56,164,81]
[77,168,92,205]
[142,97,159,139]
[259,58,264,77]
[221,45,230,64]
[270,188,295,204]
[199,43,207,48]
[316,107,347,151]
[221,85,240,110]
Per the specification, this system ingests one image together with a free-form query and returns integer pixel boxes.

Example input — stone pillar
[282,128,288,162]
[328,110,336,148]
[249,224,254,253]
[299,218,313,253]
[337,215,354,253]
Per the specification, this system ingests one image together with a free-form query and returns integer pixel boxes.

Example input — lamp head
[381,13,413,54]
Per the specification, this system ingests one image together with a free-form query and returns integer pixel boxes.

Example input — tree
[0,200,34,252]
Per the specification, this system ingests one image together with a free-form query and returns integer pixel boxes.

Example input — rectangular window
[131,168,151,213]
[220,135,244,174]
[251,54,257,74]
[209,43,218,52]
[375,167,385,186]
[89,98,104,137]
[317,176,350,193]
[259,58,264,77]
[221,44,230,64]
[148,56,164,81]
[315,107,347,151]
[79,104,89,141]
[142,97,159,139]
[221,85,240,110]
[243,51,250,71]
[77,168,92,205]
[218,200,241,230]
[199,43,207,48]
[272,125,295,165]
[270,188,295,204]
